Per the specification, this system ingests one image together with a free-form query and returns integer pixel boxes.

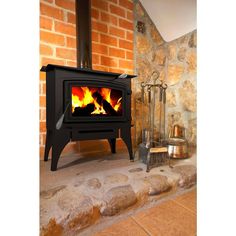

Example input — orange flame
[72,87,122,115]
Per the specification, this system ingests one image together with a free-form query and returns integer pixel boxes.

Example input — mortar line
[171,198,196,215]
[131,216,152,236]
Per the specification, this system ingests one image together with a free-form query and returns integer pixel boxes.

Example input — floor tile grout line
[131,216,152,236]
[171,199,196,215]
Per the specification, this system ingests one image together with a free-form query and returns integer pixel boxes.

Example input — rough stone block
[172,165,197,188]
[100,185,137,216]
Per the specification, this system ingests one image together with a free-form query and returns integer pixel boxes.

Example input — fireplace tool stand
[138,76,171,172]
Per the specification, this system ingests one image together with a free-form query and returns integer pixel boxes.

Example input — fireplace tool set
[138,73,189,172]
[138,72,170,172]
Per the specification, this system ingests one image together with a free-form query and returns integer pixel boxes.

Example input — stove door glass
[71,86,123,117]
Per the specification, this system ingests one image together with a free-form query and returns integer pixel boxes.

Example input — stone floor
[40,147,196,236]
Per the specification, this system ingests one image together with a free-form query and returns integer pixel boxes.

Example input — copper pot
[167,138,189,159]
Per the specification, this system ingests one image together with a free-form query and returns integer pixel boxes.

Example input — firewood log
[103,100,117,116]
[72,103,95,116]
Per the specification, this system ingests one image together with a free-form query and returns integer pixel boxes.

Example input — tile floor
[93,189,196,236]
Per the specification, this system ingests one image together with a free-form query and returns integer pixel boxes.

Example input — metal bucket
[167,138,189,159]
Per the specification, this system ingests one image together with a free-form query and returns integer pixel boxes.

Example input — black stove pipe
[75,0,92,69]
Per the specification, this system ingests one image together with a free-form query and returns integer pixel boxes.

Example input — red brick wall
[40,0,134,158]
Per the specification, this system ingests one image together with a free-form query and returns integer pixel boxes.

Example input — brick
[67,12,75,24]
[55,21,76,36]
[40,16,53,30]
[110,15,118,26]
[40,2,64,21]
[108,0,118,3]
[41,57,65,66]
[42,133,46,145]
[40,96,46,107]
[122,69,133,74]
[100,12,118,26]
[101,55,118,67]
[39,83,42,95]
[40,30,65,46]
[119,0,133,11]
[40,146,45,159]
[56,47,76,60]
[119,18,133,31]
[40,121,46,132]
[92,65,109,71]
[40,133,46,146]
[109,26,125,38]
[91,8,99,19]
[126,10,133,21]
[92,43,108,55]
[66,37,76,48]
[100,34,117,47]
[119,39,133,50]
[109,47,125,58]
[92,53,100,64]
[108,67,124,73]
[40,44,53,56]
[42,82,46,95]
[126,31,133,41]
[92,20,108,33]
[127,69,134,74]
[110,5,125,17]
[92,0,108,11]
[92,31,99,42]
[42,144,75,159]
[119,59,133,70]
[62,142,78,155]
[40,108,46,121]
[66,60,77,67]
[40,71,46,81]
[55,0,75,11]
[126,51,133,60]
[100,12,109,22]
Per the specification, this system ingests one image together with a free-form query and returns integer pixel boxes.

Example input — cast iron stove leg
[108,138,116,153]
[44,130,53,161]
[51,130,70,171]
[121,126,134,161]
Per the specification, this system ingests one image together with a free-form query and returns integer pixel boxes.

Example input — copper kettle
[169,124,185,138]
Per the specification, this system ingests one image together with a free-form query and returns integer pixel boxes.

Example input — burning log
[72,103,95,116]
[92,91,103,104]
[103,100,118,116]
[92,91,117,116]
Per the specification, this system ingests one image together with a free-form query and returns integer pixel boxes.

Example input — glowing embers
[71,86,123,116]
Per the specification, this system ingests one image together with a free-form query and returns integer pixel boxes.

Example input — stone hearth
[40,148,196,236]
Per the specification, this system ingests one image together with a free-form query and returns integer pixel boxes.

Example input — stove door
[63,80,128,123]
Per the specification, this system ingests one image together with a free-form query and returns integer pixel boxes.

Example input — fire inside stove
[71,86,123,116]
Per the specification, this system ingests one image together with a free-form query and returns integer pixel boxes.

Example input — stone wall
[133,0,196,146]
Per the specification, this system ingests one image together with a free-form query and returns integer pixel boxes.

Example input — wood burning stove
[41,0,136,171]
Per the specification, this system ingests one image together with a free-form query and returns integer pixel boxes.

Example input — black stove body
[42,65,135,171]
[41,0,136,171]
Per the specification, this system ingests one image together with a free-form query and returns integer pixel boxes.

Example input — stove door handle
[56,103,70,130]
